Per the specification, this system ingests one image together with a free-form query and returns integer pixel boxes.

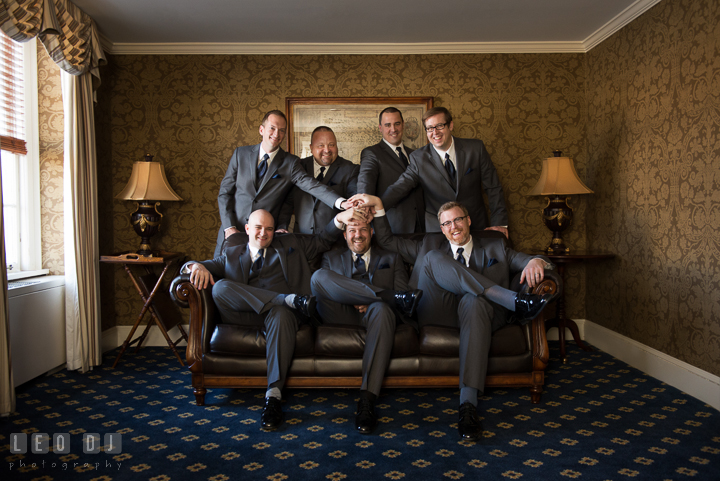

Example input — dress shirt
[382,138,409,161]
[450,238,474,267]
[432,137,456,172]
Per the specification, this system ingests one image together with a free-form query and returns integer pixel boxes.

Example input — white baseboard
[101,325,188,354]
[100,320,720,411]
[568,319,720,412]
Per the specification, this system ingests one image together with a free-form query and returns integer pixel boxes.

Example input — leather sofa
[170,232,561,406]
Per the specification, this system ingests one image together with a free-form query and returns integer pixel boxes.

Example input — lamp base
[131,201,163,256]
[543,195,574,255]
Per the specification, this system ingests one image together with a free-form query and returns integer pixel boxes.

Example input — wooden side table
[101,251,187,367]
[541,251,615,362]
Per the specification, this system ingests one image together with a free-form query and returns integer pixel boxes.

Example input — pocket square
[288,247,295,254]
[465,168,473,175]
[379,263,390,269]
[487,258,498,267]
[271,173,281,179]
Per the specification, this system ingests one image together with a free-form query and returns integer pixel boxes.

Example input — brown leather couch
[170,232,560,406]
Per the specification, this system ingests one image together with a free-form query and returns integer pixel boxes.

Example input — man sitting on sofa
[346,193,553,441]
[186,207,367,431]
[310,218,422,435]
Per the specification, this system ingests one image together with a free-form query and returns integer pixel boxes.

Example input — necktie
[256,153,269,186]
[317,166,326,181]
[354,254,366,275]
[397,147,409,167]
[445,153,456,185]
[455,247,465,266]
[252,249,264,272]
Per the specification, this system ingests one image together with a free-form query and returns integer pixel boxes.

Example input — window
[1,34,43,279]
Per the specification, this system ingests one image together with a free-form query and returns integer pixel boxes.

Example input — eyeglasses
[425,123,448,133]
[440,215,468,228]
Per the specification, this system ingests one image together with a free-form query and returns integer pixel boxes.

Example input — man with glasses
[371,106,509,234]
[348,194,552,441]
[358,107,425,233]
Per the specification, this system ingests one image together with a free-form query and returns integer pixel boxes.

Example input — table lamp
[116,154,183,256]
[526,150,593,254]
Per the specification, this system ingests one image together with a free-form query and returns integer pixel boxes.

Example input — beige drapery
[0,161,13,414]
[0,0,106,413]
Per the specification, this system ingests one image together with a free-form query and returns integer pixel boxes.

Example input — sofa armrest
[170,274,217,372]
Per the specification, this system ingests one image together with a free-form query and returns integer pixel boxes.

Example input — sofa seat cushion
[315,322,419,358]
[209,323,315,357]
[419,323,528,357]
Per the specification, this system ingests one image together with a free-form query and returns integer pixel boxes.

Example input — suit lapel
[429,148,454,190]
[470,238,485,272]
[246,145,261,195]
[322,160,339,185]
[381,142,407,171]
[271,245,287,282]
[342,249,353,278]
[239,246,252,284]
[453,138,464,195]
[368,252,381,283]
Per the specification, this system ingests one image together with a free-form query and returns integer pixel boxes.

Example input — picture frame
[285,97,433,163]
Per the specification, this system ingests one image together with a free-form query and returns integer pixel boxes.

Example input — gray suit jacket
[201,219,342,295]
[373,215,545,329]
[321,245,414,326]
[380,137,508,232]
[358,141,424,234]
[278,156,359,234]
[215,144,342,256]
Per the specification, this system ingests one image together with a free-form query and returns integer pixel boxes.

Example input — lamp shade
[526,155,593,196]
[116,154,183,201]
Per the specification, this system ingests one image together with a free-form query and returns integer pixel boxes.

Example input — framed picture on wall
[285,97,433,163]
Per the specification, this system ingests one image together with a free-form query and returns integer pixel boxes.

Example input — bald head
[245,209,275,249]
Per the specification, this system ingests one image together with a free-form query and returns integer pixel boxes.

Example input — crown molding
[583,0,664,51]
[104,41,586,56]
[98,0,664,56]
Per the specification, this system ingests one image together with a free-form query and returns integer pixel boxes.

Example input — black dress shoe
[514,293,552,320]
[355,397,378,435]
[293,294,318,319]
[458,402,483,441]
[393,290,423,317]
[260,396,283,431]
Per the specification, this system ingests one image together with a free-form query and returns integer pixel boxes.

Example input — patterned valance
[0,0,105,84]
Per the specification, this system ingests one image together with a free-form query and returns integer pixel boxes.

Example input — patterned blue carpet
[2,342,719,480]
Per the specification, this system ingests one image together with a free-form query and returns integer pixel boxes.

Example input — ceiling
[72,0,663,55]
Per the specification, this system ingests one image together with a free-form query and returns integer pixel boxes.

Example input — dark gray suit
[215,144,342,256]
[380,137,508,232]
[310,246,410,395]
[277,156,359,234]
[358,142,424,233]
[198,219,341,389]
[373,214,545,393]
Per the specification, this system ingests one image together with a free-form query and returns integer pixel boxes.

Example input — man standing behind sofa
[187,208,368,431]
[358,107,424,233]
[347,194,552,441]
[378,107,509,235]
[277,126,359,234]
[215,110,353,256]
[310,218,422,435]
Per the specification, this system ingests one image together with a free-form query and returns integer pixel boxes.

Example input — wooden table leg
[546,264,593,363]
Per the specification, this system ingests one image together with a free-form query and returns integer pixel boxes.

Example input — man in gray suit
[351,194,551,441]
[188,208,368,431]
[215,111,353,256]
[278,126,359,234]
[370,107,509,235]
[310,218,421,435]
[358,107,424,233]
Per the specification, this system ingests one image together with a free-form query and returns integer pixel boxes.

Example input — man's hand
[224,227,241,239]
[340,199,357,211]
[275,229,289,234]
[354,305,368,314]
[485,226,509,238]
[337,207,371,226]
[520,258,546,289]
[346,194,384,213]
[189,263,215,290]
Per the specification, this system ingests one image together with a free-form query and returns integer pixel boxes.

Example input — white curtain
[62,70,101,371]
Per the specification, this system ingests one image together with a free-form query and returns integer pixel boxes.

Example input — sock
[484,285,517,311]
[265,387,281,400]
[359,390,377,403]
[460,387,478,407]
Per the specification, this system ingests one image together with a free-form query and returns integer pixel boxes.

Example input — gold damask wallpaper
[94,53,588,330]
[36,40,64,275]
[586,0,720,375]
